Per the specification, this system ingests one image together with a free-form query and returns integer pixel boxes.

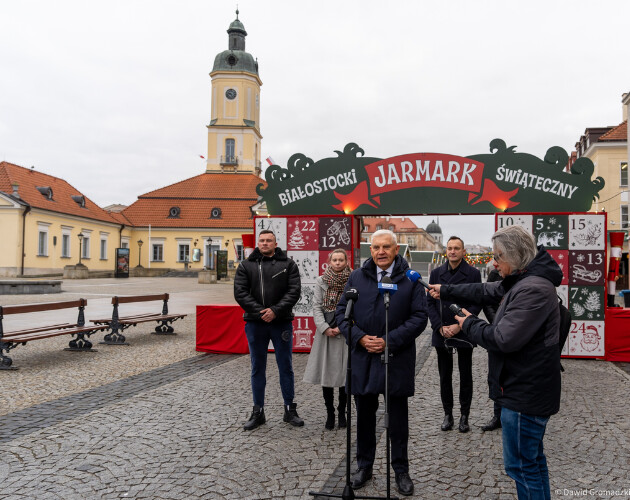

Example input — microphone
[344,288,359,319]
[378,275,397,305]
[449,303,466,317]
[405,269,431,289]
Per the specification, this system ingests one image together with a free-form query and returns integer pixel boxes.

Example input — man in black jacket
[427,236,481,433]
[234,230,303,430]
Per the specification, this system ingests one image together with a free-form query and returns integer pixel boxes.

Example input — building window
[152,244,164,262]
[61,234,71,258]
[235,243,244,261]
[121,241,129,249]
[38,231,48,256]
[225,138,235,162]
[82,235,90,259]
[389,225,394,231]
[100,238,107,260]
[622,205,628,229]
[621,162,628,187]
[364,225,369,231]
[376,225,382,230]
[178,244,190,262]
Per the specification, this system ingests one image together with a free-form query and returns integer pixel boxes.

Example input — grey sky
[1,1,628,246]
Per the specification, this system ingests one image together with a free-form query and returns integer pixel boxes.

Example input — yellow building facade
[0,163,124,277]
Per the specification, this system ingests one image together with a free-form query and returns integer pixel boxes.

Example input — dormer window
[210,207,222,219]
[36,186,53,200]
[168,207,181,218]
[71,195,86,208]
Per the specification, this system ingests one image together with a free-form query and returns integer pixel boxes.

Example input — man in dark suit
[336,230,428,496]
[427,236,481,433]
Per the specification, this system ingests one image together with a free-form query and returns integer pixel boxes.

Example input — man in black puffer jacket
[234,230,302,431]
[429,225,562,500]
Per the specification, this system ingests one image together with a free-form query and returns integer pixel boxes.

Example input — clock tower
[206,10,262,175]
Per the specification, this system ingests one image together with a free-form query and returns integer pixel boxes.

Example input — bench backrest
[111,293,169,305]
[0,299,88,316]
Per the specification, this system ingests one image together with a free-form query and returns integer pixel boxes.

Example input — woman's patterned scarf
[321,265,351,312]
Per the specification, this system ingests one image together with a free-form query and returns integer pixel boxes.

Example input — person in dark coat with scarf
[428,225,562,500]
[427,236,481,433]
[336,230,428,497]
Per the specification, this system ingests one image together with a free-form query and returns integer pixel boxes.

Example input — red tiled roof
[121,198,256,228]
[0,161,119,224]
[598,120,627,142]
[362,217,420,231]
[121,173,265,228]
[139,172,266,199]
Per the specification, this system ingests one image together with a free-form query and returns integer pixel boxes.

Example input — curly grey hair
[491,225,536,271]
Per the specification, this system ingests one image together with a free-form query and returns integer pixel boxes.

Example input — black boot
[458,414,470,433]
[243,405,265,431]
[323,387,335,430]
[337,387,347,429]
[283,403,304,427]
[441,413,454,431]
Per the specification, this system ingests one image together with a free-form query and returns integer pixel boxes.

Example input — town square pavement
[0,278,628,499]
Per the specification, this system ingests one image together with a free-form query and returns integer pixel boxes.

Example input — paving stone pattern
[1,278,629,499]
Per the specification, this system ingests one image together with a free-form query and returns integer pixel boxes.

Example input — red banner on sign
[364,153,485,196]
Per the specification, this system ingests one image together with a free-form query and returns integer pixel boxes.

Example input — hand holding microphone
[449,303,471,328]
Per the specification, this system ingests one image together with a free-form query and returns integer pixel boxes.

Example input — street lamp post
[137,239,143,267]
[77,232,84,266]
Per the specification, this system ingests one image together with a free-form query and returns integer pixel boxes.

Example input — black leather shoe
[350,467,372,489]
[395,472,414,496]
[441,413,454,431]
[243,405,265,431]
[283,403,305,427]
[458,414,470,433]
[481,415,502,431]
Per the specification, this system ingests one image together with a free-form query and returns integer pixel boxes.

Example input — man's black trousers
[355,393,409,474]
[435,345,473,416]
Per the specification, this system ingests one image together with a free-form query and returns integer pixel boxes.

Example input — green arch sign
[257,140,605,216]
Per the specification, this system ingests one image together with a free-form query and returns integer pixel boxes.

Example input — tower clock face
[225,89,237,100]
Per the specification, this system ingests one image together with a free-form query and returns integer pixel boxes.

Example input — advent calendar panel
[287,218,319,251]
[255,217,287,249]
[496,212,606,358]
[255,215,355,352]
[547,250,568,286]
[533,214,568,250]
[290,251,319,284]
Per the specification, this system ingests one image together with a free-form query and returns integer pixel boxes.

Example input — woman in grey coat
[303,249,350,430]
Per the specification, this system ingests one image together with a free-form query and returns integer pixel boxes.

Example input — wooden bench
[0,299,108,370]
[91,293,187,345]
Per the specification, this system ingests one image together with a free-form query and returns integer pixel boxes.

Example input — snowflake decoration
[549,217,557,225]
[581,289,589,295]
[587,312,593,319]
[558,254,565,260]
[577,254,585,262]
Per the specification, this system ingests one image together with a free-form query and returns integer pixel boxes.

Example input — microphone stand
[310,293,391,500]
[381,289,393,500]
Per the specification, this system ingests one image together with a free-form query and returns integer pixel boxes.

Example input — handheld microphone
[449,303,466,318]
[344,288,359,319]
[405,269,431,290]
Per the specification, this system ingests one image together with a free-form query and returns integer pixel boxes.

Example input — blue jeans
[501,407,551,500]
[245,321,294,407]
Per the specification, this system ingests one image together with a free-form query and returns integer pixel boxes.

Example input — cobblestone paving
[1,279,629,499]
